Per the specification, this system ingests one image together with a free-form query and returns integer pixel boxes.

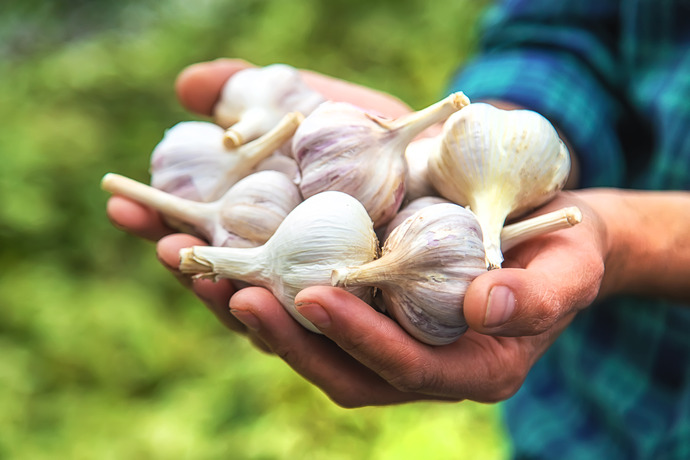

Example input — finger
[229,287,426,407]
[175,58,254,116]
[463,235,604,337]
[106,195,173,241]
[293,286,467,399]
[157,234,241,333]
[294,286,531,402]
[299,70,411,117]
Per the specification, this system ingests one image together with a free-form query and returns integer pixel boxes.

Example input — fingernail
[484,285,516,328]
[230,309,260,331]
[295,302,331,329]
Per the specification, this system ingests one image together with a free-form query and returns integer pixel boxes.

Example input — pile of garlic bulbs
[102,63,581,345]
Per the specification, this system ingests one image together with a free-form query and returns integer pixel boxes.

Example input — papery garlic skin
[101,170,302,248]
[428,103,571,269]
[381,195,450,242]
[333,203,486,345]
[179,191,379,333]
[150,112,302,202]
[404,136,440,202]
[253,153,301,184]
[214,64,326,147]
[293,93,470,228]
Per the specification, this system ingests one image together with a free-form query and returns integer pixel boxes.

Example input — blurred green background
[0,0,508,458]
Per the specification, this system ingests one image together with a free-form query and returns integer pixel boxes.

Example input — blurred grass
[0,0,508,458]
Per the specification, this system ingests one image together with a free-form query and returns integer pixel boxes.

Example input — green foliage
[0,0,508,458]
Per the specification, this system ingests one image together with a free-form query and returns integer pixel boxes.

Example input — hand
[105,58,413,340]
[228,191,611,406]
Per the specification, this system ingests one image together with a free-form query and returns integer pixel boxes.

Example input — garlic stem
[233,111,303,158]
[501,206,583,252]
[383,92,470,137]
[101,173,214,224]
[223,108,267,149]
[470,194,510,270]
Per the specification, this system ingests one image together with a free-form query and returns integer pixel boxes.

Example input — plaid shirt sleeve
[449,2,626,188]
[448,2,690,459]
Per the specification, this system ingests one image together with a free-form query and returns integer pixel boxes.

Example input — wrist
[585,189,690,302]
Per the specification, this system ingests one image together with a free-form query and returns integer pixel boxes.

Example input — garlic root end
[450,91,471,110]
[179,247,217,279]
[330,268,351,288]
[223,130,243,149]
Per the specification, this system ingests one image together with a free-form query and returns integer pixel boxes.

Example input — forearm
[585,189,690,303]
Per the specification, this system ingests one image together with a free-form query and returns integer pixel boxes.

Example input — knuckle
[478,348,529,403]
[382,353,436,393]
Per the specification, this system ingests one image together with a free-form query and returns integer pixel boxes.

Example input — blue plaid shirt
[451,1,690,458]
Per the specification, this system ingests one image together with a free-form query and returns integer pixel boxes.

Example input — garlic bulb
[428,103,571,269]
[332,203,582,345]
[101,170,302,248]
[403,136,440,202]
[214,63,326,148]
[293,93,470,227]
[179,191,379,332]
[150,112,302,202]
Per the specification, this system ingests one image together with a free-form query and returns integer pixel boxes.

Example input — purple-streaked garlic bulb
[213,63,326,148]
[149,112,302,202]
[101,170,302,248]
[428,103,571,269]
[333,203,485,345]
[292,93,470,228]
[179,191,379,333]
[332,203,582,345]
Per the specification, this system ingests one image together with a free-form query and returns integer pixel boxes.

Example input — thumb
[463,268,577,337]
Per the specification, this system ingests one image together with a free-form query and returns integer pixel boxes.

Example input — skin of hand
[106,58,690,407]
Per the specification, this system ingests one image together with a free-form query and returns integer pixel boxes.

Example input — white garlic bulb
[101,170,302,248]
[332,203,582,345]
[179,191,379,332]
[428,103,571,269]
[150,112,302,202]
[403,136,440,202]
[293,93,470,228]
[214,63,326,148]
